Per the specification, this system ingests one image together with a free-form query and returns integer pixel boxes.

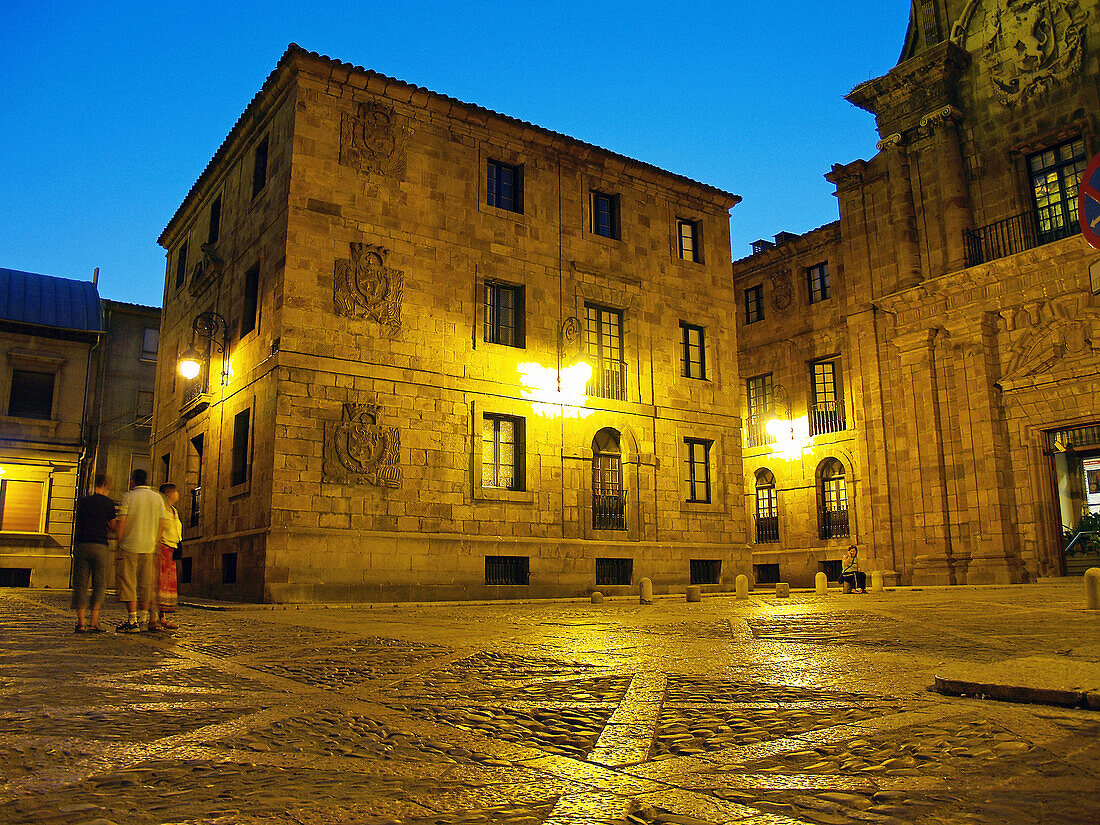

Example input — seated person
[841,545,867,593]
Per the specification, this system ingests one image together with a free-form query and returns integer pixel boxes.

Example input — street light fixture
[765,382,810,461]
[176,311,231,385]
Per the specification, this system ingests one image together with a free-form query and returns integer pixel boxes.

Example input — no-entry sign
[1081,151,1100,251]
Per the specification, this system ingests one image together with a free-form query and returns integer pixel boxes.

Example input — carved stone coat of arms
[323,403,401,487]
[339,102,408,177]
[334,243,403,332]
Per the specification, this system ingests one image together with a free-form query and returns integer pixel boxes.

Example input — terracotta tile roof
[0,267,104,333]
[159,43,739,244]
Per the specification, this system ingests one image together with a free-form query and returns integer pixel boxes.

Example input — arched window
[754,469,779,543]
[818,458,850,539]
[592,428,625,530]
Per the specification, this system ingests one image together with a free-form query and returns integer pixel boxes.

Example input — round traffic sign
[1081,151,1100,251]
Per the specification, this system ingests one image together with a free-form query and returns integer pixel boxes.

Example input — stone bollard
[591,591,604,604]
[686,585,702,602]
[735,574,750,599]
[639,577,653,605]
[775,582,790,598]
[814,572,827,595]
[871,570,884,593]
[1087,568,1100,610]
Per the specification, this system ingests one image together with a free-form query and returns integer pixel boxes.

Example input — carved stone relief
[323,402,401,487]
[188,243,224,297]
[770,269,793,315]
[334,243,403,333]
[953,0,1089,107]
[1000,294,1099,378]
[339,102,408,177]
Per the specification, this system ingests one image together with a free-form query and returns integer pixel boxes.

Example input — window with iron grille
[754,563,780,585]
[8,370,54,420]
[485,555,529,585]
[1029,138,1086,243]
[819,458,849,539]
[487,159,523,213]
[810,358,845,434]
[596,557,632,586]
[586,303,626,401]
[755,468,779,543]
[807,262,830,304]
[484,282,524,347]
[677,219,701,262]
[684,438,712,503]
[592,428,626,530]
[680,322,706,379]
[820,560,842,582]
[174,240,188,290]
[482,413,524,491]
[690,559,720,584]
[591,191,620,239]
[744,285,764,324]
[251,135,269,198]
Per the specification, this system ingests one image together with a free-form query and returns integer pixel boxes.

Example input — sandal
[87,624,106,633]
[158,619,179,630]
[74,624,87,633]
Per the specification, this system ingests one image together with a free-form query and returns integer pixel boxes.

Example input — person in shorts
[114,469,164,633]
[72,474,117,632]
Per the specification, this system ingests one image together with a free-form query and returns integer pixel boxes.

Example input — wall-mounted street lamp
[765,382,811,461]
[177,311,231,385]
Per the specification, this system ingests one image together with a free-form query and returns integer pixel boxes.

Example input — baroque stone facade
[153,46,747,602]
[733,0,1100,587]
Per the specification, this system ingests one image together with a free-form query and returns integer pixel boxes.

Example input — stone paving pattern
[2,581,1100,823]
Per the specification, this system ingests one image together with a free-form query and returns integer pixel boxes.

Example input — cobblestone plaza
[2,584,1099,824]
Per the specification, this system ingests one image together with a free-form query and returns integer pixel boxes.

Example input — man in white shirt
[114,469,165,632]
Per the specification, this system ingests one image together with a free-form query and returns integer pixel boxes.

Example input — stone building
[732,0,1100,586]
[0,267,103,588]
[153,45,748,602]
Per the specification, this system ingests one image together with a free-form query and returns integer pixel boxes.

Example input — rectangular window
[180,557,193,584]
[141,327,159,361]
[595,557,633,586]
[251,135,269,198]
[677,219,701,262]
[136,390,154,428]
[744,285,764,324]
[684,438,712,503]
[680,322,706,379]
[487,159,523,213]
[690,559,721,585]
[810,359,846,434]
[231,408,250,486]
[8,370,55,419]
[0,479,44,532]
[591,191,620,239]
[586,303,626,401]
[160,452,171,485]
[482,413,524,491]
[174,240,188,290]
[222,552,237,584]
[208,195,222,245]
[746,374,774,420]
[485,555,530,585]
[754,562,780,585]
[484,282,524,347]
[1029,137,1087,243]
[240,263,260,337]
[808,262,830,304]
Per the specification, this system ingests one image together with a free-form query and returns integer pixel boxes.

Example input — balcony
[589,361,628,402]
[810,402,846,435]
[745,415,775,448]
[964,208,1081,268]
[755,515,779,543]
[819,507,850,540]
[593,493,626,530]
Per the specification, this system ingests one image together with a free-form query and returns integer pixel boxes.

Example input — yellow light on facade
[766,415,811,461]
[517,361,594,418]
[177,347,204,380]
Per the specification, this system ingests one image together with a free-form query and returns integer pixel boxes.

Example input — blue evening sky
[0,1,908,308]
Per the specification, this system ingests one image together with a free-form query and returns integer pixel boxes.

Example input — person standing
[154,483,182,630]
[114,468,164,633]
[841,545,867,594]
[72,474,117,632]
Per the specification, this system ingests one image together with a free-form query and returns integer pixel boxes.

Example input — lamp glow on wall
[176,311,231,385]
[517,361,594,418]
[765,382,811,460]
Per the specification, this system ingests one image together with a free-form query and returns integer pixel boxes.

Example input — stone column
[876,133,922,291]
[919,106,972,275]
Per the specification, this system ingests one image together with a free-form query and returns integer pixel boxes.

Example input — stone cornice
[731,221,841,274]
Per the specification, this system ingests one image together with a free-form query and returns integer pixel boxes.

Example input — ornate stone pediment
[339,102,408,177]
[323,402,401,487]
[188,243,224,297]
[1000,293,1100,379]
[334,243,403,333]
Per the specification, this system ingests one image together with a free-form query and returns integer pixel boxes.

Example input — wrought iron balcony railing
[819,507,850,540]
[589,361,628,402]
[745,415,775,448]
[810,402,846,435]
[964,208,1081,268]
[593,493,627,530]
[755,515,779,543]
